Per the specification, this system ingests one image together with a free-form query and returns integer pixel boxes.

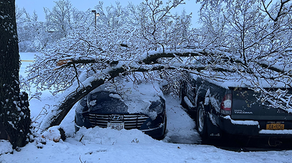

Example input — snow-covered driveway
[164,95,201,144]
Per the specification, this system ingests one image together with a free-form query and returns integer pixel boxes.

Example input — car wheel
[196,103,207,139]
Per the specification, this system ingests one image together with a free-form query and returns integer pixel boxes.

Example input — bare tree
[44,0,74,38]
[16,8,48,52]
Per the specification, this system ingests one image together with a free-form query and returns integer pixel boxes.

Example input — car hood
[76,90,162,120]
[87,92,129,114]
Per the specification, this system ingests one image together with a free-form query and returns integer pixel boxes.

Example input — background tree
[44,0,74,39]
[196,0,292,108]
[0,0,31,148]
[16,1,91,52]
[16,7,49,52]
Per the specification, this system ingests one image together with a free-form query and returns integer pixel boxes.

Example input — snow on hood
[88,74,164,119]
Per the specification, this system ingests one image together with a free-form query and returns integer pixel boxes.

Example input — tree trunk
[40,78,105,130]
[40,67,126,130]
[0,0,30,148]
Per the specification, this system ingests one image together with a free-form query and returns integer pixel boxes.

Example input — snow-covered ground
[1,53,292,163]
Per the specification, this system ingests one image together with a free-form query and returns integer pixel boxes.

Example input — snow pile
[75,127,158,145]
[41,126,64,142]
[0,140,13,155]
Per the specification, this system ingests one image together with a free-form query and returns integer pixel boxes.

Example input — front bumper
[75,112,166,140]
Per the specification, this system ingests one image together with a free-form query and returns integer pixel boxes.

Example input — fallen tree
[20,0,292,131]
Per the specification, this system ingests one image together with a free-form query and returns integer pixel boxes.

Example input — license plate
[266,123,284,130]
[107,122,124,130]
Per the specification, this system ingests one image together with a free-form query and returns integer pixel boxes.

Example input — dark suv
[75,80,167,140]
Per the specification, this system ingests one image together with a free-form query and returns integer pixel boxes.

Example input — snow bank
[0,140,12,155]
[41,126,63,142]
[75,127,158,145]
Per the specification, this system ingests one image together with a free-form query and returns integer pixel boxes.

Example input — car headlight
[149,97,165,114]
[75,97,89,113]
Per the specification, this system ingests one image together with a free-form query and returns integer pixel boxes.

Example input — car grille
[85,114,149,129]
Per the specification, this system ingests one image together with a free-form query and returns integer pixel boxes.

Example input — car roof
[189,73,292,89]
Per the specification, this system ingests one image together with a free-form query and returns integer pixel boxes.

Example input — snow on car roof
[190,73,291,89]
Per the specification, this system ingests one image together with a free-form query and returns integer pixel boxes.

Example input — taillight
[221,93,232,115]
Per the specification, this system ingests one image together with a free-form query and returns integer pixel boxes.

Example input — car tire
[196,102,207,139]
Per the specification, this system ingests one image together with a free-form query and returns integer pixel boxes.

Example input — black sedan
[74,82,167,140]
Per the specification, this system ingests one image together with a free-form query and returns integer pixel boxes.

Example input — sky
[15,0,201,28]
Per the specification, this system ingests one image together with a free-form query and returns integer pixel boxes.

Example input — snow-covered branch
[21,0,292,130]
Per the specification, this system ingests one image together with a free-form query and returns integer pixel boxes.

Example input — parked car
[179,72,292,142]
[75,76,167,140]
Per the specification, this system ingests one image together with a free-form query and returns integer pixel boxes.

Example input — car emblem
[110,115,123,121]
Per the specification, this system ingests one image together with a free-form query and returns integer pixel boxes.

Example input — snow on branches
[21,0,292,130]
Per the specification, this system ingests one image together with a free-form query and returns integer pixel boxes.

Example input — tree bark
[40,78,105,130]
[0,0,30,148]
[40,67,126,130]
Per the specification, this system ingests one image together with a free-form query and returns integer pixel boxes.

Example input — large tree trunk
[0,0,30,148]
